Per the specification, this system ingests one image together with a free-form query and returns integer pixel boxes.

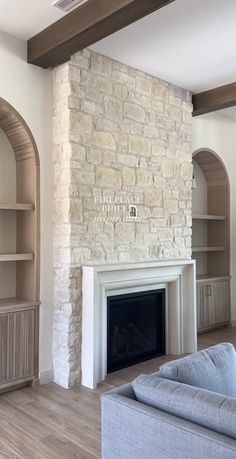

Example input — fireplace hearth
[107,289,165,373]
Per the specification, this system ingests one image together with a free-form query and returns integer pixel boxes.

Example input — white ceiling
[0,0,66,40]
[0,0,236,93]
[91,0,236,93]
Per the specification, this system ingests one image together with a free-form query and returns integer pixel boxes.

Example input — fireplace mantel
[82,259,197,389]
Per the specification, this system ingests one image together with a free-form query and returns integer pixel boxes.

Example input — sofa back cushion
[159,343,236,397]
[132,373,236,440]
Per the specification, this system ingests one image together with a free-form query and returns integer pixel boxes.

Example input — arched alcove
[0,97,39,165]
[192,148,230,332]
[0,97,40,390]
[193,148,229,190]
[0,129,17,299]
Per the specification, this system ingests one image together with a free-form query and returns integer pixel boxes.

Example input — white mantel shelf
[82,259,195,271]
[81,259,197,389]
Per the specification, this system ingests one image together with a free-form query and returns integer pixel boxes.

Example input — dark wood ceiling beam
[27,0,175,68]
[192,82,236,116]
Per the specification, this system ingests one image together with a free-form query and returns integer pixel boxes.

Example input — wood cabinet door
[0,309,35,386]
[0,315,9,384]
[14,310,35,381]
[209,281,230,326]
[196,284,209,331]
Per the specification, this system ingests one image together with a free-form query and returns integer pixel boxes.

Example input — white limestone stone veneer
[82,259,196,389]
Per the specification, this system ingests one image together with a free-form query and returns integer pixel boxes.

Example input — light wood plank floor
[1,327,236,458]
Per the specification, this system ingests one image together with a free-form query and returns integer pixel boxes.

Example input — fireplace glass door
[107,289,165,373]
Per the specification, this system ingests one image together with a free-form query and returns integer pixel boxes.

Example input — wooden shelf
[0,202,34,211]
[192,214,226,221]
[196,274,230,282]
[0,297,40,313]
[0,253,34,262]
[192,247,226,253]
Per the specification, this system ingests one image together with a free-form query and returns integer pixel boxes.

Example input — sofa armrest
[101,390,236,459]
[102,382,136,399]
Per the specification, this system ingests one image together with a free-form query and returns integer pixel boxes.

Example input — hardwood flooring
[0,327,236,458]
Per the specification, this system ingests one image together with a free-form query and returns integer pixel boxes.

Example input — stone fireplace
[53,49,193,388]
[82,260,196,389]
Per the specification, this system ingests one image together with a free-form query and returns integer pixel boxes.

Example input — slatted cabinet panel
[197,280,230,333]
[0,308,36,388]
[209,281,230,327]
[7,313,15,382]
[0,315,8,384]
[196,284,209,331]
[14,310,35,380]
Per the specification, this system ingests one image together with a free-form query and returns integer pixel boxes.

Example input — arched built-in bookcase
[0,97,40,390]
[192,148,230,332]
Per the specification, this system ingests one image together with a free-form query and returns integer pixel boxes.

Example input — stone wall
[53,49,193,388]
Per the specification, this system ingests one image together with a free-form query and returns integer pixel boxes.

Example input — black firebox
[107,289,165,373]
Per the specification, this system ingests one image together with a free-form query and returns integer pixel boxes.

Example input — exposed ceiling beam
[27,0,175,68]
[192,82,236,116]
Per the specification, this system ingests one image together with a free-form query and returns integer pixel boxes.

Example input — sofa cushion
[132,373,236,440]
[159,343,236,397]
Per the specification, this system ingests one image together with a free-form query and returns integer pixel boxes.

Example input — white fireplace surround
[82,259,197,389]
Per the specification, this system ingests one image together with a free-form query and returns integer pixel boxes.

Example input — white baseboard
[231,319,236,328]
[39,369,54,385]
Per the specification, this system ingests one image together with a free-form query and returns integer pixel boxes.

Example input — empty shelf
[196,274,230,282]
[192,247,226,253]
[0,253,34,262]
[0,202,34,211]
[192,214,226,221]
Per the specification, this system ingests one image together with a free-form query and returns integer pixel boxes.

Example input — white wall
[0,31,53,377]
[192,111,236,321]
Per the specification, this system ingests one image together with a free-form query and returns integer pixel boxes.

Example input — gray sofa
[101,343,236,458]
